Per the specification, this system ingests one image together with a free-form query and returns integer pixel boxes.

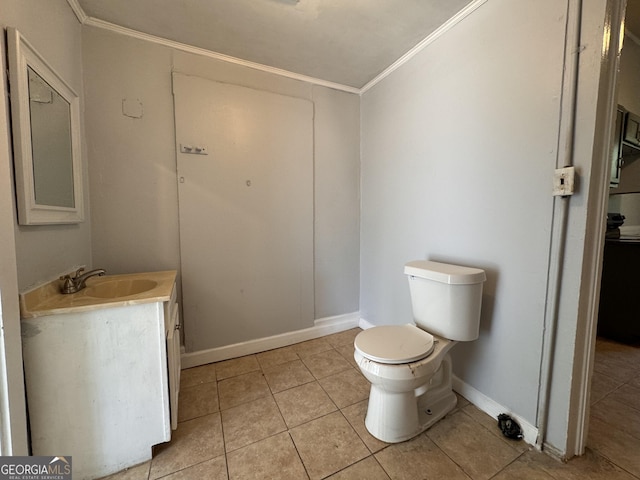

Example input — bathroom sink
[20,271,177,318]
[84,279,158,299]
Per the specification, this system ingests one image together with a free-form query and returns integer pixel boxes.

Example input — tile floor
[104,331,640,480]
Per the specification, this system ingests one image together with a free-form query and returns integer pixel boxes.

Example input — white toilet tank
[404,260,486,341]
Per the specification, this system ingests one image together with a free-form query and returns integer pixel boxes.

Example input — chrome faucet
[59,268,106,294]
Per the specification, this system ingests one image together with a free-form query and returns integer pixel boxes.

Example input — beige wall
[1,0,613,458]
[0,0,88,453]
[82,27,360,337]
[361,0,564,424]
[2,0,92,291]
[360,0,611,453]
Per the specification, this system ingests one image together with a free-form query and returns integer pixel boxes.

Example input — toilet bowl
[354,260,486,443]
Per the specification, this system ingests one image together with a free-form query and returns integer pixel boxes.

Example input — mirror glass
[8,27,83,225]
[28,67,75,208]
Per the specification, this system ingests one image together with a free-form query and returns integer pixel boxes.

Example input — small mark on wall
[122,98,143,119]
[22,323,41,338]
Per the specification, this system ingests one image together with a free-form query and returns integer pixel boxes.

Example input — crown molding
[66,0,486,96]
[82,16,361,94]
[360,0,487,94]
[65,0,88,23]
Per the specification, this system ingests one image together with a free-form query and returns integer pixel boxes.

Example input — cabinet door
[611,109,624,187]
[167,304,181,430]
[624,112,640,145]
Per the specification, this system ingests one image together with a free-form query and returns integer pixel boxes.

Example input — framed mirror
[7,27,84,225]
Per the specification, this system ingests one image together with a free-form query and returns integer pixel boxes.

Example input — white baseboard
[452,375,538,447]
[180,312,360,369]
[181,314,538,449]
[358,317,376,330]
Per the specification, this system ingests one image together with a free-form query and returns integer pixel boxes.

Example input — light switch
[552,166,576,196]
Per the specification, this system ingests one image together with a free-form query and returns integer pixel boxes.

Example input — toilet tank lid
[404,260,486,285]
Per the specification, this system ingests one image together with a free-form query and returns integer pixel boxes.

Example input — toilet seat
[354,324,434,365]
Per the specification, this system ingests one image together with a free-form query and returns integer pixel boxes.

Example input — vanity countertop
[20,270,177,319]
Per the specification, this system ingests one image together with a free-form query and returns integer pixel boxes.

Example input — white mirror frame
[7,27,84,225]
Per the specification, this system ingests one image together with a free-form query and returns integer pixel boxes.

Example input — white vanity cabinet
[20,272,180,480]
[165,284,181,430]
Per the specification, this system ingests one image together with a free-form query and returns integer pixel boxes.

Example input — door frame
[0,31,29,454]
[566,0,627,458]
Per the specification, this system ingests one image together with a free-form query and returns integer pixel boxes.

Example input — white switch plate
[553,166,575,196]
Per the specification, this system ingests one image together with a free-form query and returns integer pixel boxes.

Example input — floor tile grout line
[324,454,381,480]
[425,421,497,480]
[587,430,640,466]
[221,399,369,476]
[421,430,477,480]
[589,340,640,480]
[147,333,639,480]
[220,386,363,478]
[214,377,357,458]
[421,404,526,480]
[152,455,225,480]
[260,353,317,396]
[588,445,640,480]
[258,349,303,373]
[283,429,312,479]
[370,454,394,480]
[189,335,636,473]
[291,407,374,479]
[215,367,364,417]
[595,386,640,416]
[591,372,640,445]
[591,383,625,408]
[207,340,373,477]
[213,368,233,480]
[456,405,527,454]
[484,448,535,480]
[266,371,300,432]
[610,458,640,480]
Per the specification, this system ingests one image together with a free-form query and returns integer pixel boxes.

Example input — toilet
[354,260,486,443]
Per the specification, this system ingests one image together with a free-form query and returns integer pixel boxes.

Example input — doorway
[566,0,635,461]
[586,0,640,469]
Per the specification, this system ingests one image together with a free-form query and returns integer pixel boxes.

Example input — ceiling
[73,0,474,89]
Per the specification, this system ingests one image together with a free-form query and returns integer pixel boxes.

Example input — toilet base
[364,354,457,443]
